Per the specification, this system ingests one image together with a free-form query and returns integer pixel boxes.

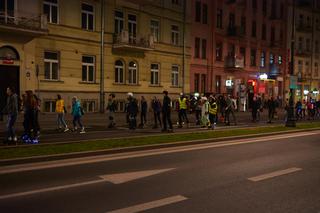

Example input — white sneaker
[80,128,85,134]
[13,137,17,142]
[64,128,70,132]
[8,137,12,141]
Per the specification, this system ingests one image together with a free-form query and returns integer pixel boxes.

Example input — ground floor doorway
[0,65,20,112]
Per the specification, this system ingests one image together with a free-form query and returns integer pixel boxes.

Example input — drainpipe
[100,0,105,113]
[182,0,186,94]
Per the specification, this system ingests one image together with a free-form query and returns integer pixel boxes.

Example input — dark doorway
[0,65,20,113]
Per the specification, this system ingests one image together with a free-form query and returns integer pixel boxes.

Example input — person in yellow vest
[178,93,189,128]
[56,94,69,132]
[208,96,218,130]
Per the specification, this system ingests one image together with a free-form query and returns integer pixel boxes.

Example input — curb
[0,127,319,167]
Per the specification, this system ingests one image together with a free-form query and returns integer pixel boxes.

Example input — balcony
[296,24,313,33]
[295,49,312,57]
[225,55,244,71]
[226,26,245,38]
[226,0,246,8]
[113,31,155,51]
[0,10,48,37]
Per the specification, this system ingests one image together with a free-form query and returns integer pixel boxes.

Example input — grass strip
[0,122,319,160]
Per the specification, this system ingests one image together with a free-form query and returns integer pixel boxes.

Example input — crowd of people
[1,87,320,144]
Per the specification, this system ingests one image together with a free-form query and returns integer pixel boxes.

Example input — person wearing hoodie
[71,96,85,133]
[3,87,18,143]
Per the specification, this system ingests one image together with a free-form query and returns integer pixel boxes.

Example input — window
[215,75,221,94]
[250,49,256,66]
[315,63,319,77]
[262,24,266,40]
[216,9,223,29]
[229,13,235,28]
[43,0,58,24]
[270,53,274,64]
[262,0,267,16]
[251,21,256,37]
[44,100,56,112]
[114,11,124,34]
[194,37,200,58]
[260,51,265,67]
[271,27,275,43]
[44,51,59,80]
[117,100,125,112]
[216,42,223,61]
[195,1,201,22]
[307,16,311,28]
[240,16,246,35]
[171,65,179,86]
[299,14,304,27]
[82,100,96,112]
[172,0,180,5]
[128,14,137,43]
[0,0,15,23]
[305,62,310,75]
[202,39,207,59]
[201,74,206,93]
[150,20,160,42]
[252,0,257,9]
[115,60,124,83]
[306,39,311,52]
[315,40,319,53]
[298,60,303,74]
[150,63,159,85]
[298,37,303,51]
[194,74,200,92]
[202,4,208,24]
[278,55,282,65]
[171,25,179,45]
[82,56,95,82]
[128,61,138,84]
[240,47,246,65]
[81,3,94,31]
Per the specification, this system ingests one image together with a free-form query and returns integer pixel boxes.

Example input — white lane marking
[248,167,302,182]
[0,131,318,175]
[0,168,175,200]
[100,168,175,184]
[107,195,188,213]
[0,179,106,200]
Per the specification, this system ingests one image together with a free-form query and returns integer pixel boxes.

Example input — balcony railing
[226,0,246,7]
[113,31,155,51]
[225,56,244,70]
[0,10,48,34]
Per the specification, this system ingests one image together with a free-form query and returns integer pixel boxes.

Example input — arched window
[128,61,138,84]
[115,60,124,83]
[0,46,20,60]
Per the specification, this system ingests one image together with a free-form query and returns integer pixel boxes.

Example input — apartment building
[0,0,191,113]
[190,0,287,110]
[287,0,320,101]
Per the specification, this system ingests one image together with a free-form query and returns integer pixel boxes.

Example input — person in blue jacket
[71,96,85,133]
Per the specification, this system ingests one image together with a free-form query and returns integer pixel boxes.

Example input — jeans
[225,109,237,125]
[178,109,189,126]
[128,114,137,130]
[140,111,147,126]
[153,111,161,127]
[7,113,17,139]
[57,113,67,128]
[73,115,83,129]
[162,110,173,130]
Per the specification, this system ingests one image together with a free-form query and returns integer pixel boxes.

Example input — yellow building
[0,0,191,113]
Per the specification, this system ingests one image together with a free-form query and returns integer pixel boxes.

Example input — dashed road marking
[248,167,302,182]
[107,195,188,213]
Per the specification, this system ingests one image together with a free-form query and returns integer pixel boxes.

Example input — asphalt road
[0,130,319,213]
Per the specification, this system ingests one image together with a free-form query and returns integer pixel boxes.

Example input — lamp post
[99,0,105,113]
[286,0,296,127]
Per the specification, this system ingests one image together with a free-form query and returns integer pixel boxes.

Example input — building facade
[190,0,288,110]
[286,0,320,101]
[0,0,191,113]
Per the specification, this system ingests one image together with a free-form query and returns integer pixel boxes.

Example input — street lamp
[286,0,296,127]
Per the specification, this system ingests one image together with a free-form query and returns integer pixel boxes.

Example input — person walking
[200,96,209,127]
[106,93,117,128]
[127,93,138,130]
[208,96,218,130]
[225,95,237,126]
[139,96,148,128]
[178,93,189,128]
[251,96,259,122]
[162,90,173,132]
[267,97,276,123]
[55,94,69,132]
[151,96,162,129]
[71,96,85,133]
[3,87,18,143]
